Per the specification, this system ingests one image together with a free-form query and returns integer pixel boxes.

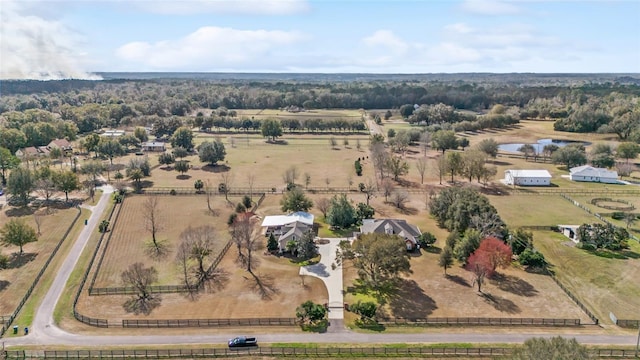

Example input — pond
[498,139,589,153]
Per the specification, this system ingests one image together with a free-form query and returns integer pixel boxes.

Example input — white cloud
[0,0,101,79]
[459,0,522,15]
[116,27,306,70]
[132,0,309,15]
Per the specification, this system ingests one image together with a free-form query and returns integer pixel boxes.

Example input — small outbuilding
[569,165,619,184]
[503,169,552,186]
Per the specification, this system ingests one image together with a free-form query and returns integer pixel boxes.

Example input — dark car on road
[228,336,258,348]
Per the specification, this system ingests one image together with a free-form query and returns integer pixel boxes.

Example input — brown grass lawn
[92,195,236,287]
[77,245,327,320]
[343,250,592,323]
[0,205,79,314]
[533,230,640,322]
[487,195,601,227]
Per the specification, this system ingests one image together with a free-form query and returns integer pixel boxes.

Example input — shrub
[98,220,109,233]
[612,212,625,220]
[296,300,327,325]
[518,249,547,268]
[349,301,377,321]
[242,195,252,209]
[577,242,596,251]
[354,159,363,176]
[169,189,177,196]
[235,203,246,213]
[227,213,237,226]
[0,254,9,269]
[419,232,437,247]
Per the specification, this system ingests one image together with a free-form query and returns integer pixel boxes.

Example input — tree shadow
[0,280,10,291]
[5,206,35,217]
[138,180,154,189]
[397,206,418,215]
[590,249,640,260]
[423,246,441,254]
[144,240,171,260]
[7,253,38,269]
[176,174,192,180]
[265,140,289,145]
[201,164,231,173]
[202,267,230,293]
[490,273,538,297]
[387,279,437,318]
[123,295,162,315]
[246,272,279,300]
[445,274,471,288]
[479,292,520,314]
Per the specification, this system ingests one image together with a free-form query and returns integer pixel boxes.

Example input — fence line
[142,186,428,196]
[72,201,119,328]
[4,346,640,359]
[549,274,599,325]
[616,319,640,328]
[88,195,125,291]
[0,206,82,338]
[252,192,266,212]
[377,317,581,326]
[122,317,297,328]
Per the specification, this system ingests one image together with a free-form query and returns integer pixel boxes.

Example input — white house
[503,169,552,186]
[558,225,580,243]
[261,212,315,252]
[141,141,166,152]
[569,165,619,184]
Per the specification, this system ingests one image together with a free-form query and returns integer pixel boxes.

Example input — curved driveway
[2,187,639,348]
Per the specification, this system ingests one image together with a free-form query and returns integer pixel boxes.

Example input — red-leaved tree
[466,237,513,292]
[476,236,513,272]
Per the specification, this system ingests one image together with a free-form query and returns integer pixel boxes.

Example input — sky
[1,0,639,79]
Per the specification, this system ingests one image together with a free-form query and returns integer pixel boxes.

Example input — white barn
[569,165,619,184]
[503,169,552,186]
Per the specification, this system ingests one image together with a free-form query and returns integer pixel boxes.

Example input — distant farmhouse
[101,129,125,138]
[141,141,166,152]
[569,165,619,184]
[503,169,552,186]
[16,138,72,159]
[261,212,315,252]
[359,218,422,251]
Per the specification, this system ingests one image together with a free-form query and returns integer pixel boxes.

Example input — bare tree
[121,262,160,315]
[180,225,216,285]
[35,178,56,207]
[324,176,331,190]
[624,213,637,229]
[204,180,218,216]
[176,241,196,295]
[436,154,447,185]
[219,171,234,202]
[416,157,428,184]
[247,174,256,202]
[390,189,409,209]
[282,166,299,187]
[347,174,353,191]
[304,172,311,189]
[420,131,432,156]
[33,207,43,236]
[360,177,377,206]
[316,197,331,218]
[381,178,395,202]
[371,143,389,180]
[230,214,261,273]
[143,195,165,255]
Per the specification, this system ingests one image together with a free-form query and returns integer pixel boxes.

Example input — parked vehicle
[228,336,258,348]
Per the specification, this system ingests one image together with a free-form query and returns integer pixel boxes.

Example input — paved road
[2,186,640,348]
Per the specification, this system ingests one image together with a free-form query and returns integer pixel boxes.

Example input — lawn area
[533,230,640,322]
[0,205,81,315]
[91,195,236,287]
[76,244,327,320]
[342,247,592,324]
[487,195,601,227]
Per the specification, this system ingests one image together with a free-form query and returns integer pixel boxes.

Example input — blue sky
[1,0,639,79]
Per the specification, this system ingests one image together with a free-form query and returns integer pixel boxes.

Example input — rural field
[76,240,328,320]
[343,250,593,324]
[0,205,80,315]
[487,195,602,227]
[91,195,236,288]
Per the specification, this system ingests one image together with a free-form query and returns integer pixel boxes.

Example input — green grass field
[488,195,601,227]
